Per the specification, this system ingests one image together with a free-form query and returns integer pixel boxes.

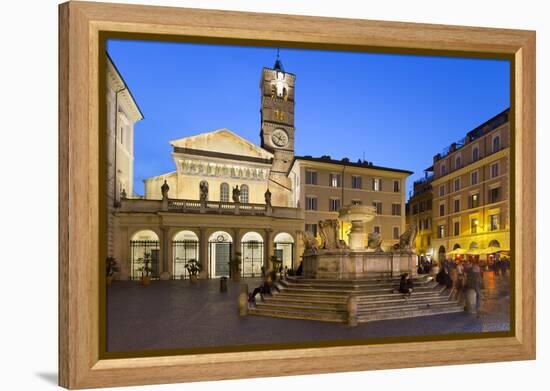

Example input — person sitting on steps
[248,275,275,304]
[399,273,414,297]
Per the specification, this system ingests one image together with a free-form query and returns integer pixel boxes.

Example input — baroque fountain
[301,204,417,279]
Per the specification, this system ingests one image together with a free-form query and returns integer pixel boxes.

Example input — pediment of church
[170,128,273,160]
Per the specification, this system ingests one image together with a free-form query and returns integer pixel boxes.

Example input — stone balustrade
[118,198,304,219]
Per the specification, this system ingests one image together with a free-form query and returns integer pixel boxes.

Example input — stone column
[233,228,242,261]
[118,227,129,280]
[265,229,274,271]
[295,230,303,270]
[160,226,171,280]
[199,227,208,278]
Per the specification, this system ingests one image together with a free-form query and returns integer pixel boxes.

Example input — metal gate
[241,241,264,278]
[208,242,232,278]
[172,240,199,279]
[129,240,160,280]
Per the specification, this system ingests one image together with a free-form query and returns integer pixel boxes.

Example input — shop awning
[447,248,468,256]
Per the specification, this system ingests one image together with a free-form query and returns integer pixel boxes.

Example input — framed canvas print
[58,1,536,389]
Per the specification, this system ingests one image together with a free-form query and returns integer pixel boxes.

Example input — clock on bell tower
[259,53,295,175]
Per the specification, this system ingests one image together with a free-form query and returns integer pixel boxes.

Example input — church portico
[113,202,304,281]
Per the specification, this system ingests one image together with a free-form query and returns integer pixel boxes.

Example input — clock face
[271,128,289,148]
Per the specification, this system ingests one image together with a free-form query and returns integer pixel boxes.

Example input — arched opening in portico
[274,232,294,270]
[172,230,199,279]
[129,230,160,280]
[241,231,264,277]
[208,231,233,278]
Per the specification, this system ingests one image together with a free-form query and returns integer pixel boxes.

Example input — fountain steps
[285,274,430,284]
[249,277,461,323]
[279,276,434,290]
[274,281,440,296]
[266,293,450,309]
[271,284,445,301]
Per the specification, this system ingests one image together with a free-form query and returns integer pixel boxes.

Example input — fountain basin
[303,249,417,279]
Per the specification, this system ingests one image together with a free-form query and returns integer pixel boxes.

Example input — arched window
[493,136,501,152]
[455,156,461,169]
[472,147,479,161]
[240,184,249,203]
[220,183,229,202]
[440,164,446,176]
[488,239,500,248]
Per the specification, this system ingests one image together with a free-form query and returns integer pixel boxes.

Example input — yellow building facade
[406,174,434,258]
[430,109,510,262]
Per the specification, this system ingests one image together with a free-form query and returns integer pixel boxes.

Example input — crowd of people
[435,258,496,312]
[414,255,507,313]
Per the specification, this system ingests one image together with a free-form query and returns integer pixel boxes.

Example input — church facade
[109,56,412,281]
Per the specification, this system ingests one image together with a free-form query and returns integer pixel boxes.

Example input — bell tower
[260,52,296,176]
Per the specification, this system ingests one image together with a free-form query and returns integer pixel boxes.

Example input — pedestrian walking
[464,263,482,312]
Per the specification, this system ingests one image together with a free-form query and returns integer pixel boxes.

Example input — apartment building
[289,156,412,249]
[430,108,510,262]
[406,173,434,258]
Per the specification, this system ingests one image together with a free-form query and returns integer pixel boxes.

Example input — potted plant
[137,252,153,285]
[185,259,202,283]
[106,256,119,286]
[229,252,242,282]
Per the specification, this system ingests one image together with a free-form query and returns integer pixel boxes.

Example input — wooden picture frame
[59,1,536,388]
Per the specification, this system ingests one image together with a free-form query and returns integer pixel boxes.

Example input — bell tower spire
[259,50,295,175]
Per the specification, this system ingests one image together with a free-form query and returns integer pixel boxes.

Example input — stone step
[358,300,459,313]
[248,307,346,323]
[278,281,434,292]
[278,284,440,296]
[358,296,452,309]
[262,295,347,306]
[284,275,433,287]
[286,273,421,283]
[255,300,347,313]
[358,305,463,322]
[281,276,433,288]
[356,285,448,300]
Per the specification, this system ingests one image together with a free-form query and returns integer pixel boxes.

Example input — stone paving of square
[106,271,510,353]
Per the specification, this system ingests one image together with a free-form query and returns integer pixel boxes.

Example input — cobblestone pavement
[106,270,510,353]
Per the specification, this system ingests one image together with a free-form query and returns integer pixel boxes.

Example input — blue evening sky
[107,40,510,198]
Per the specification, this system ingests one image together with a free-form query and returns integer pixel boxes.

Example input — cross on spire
[274,48,284,71]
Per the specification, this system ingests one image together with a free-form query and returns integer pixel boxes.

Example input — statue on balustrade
[318,219,347,250]
[232,185,241,203]
[199,181,208,202]
[264,188,272,206]
[161,180,170,199]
